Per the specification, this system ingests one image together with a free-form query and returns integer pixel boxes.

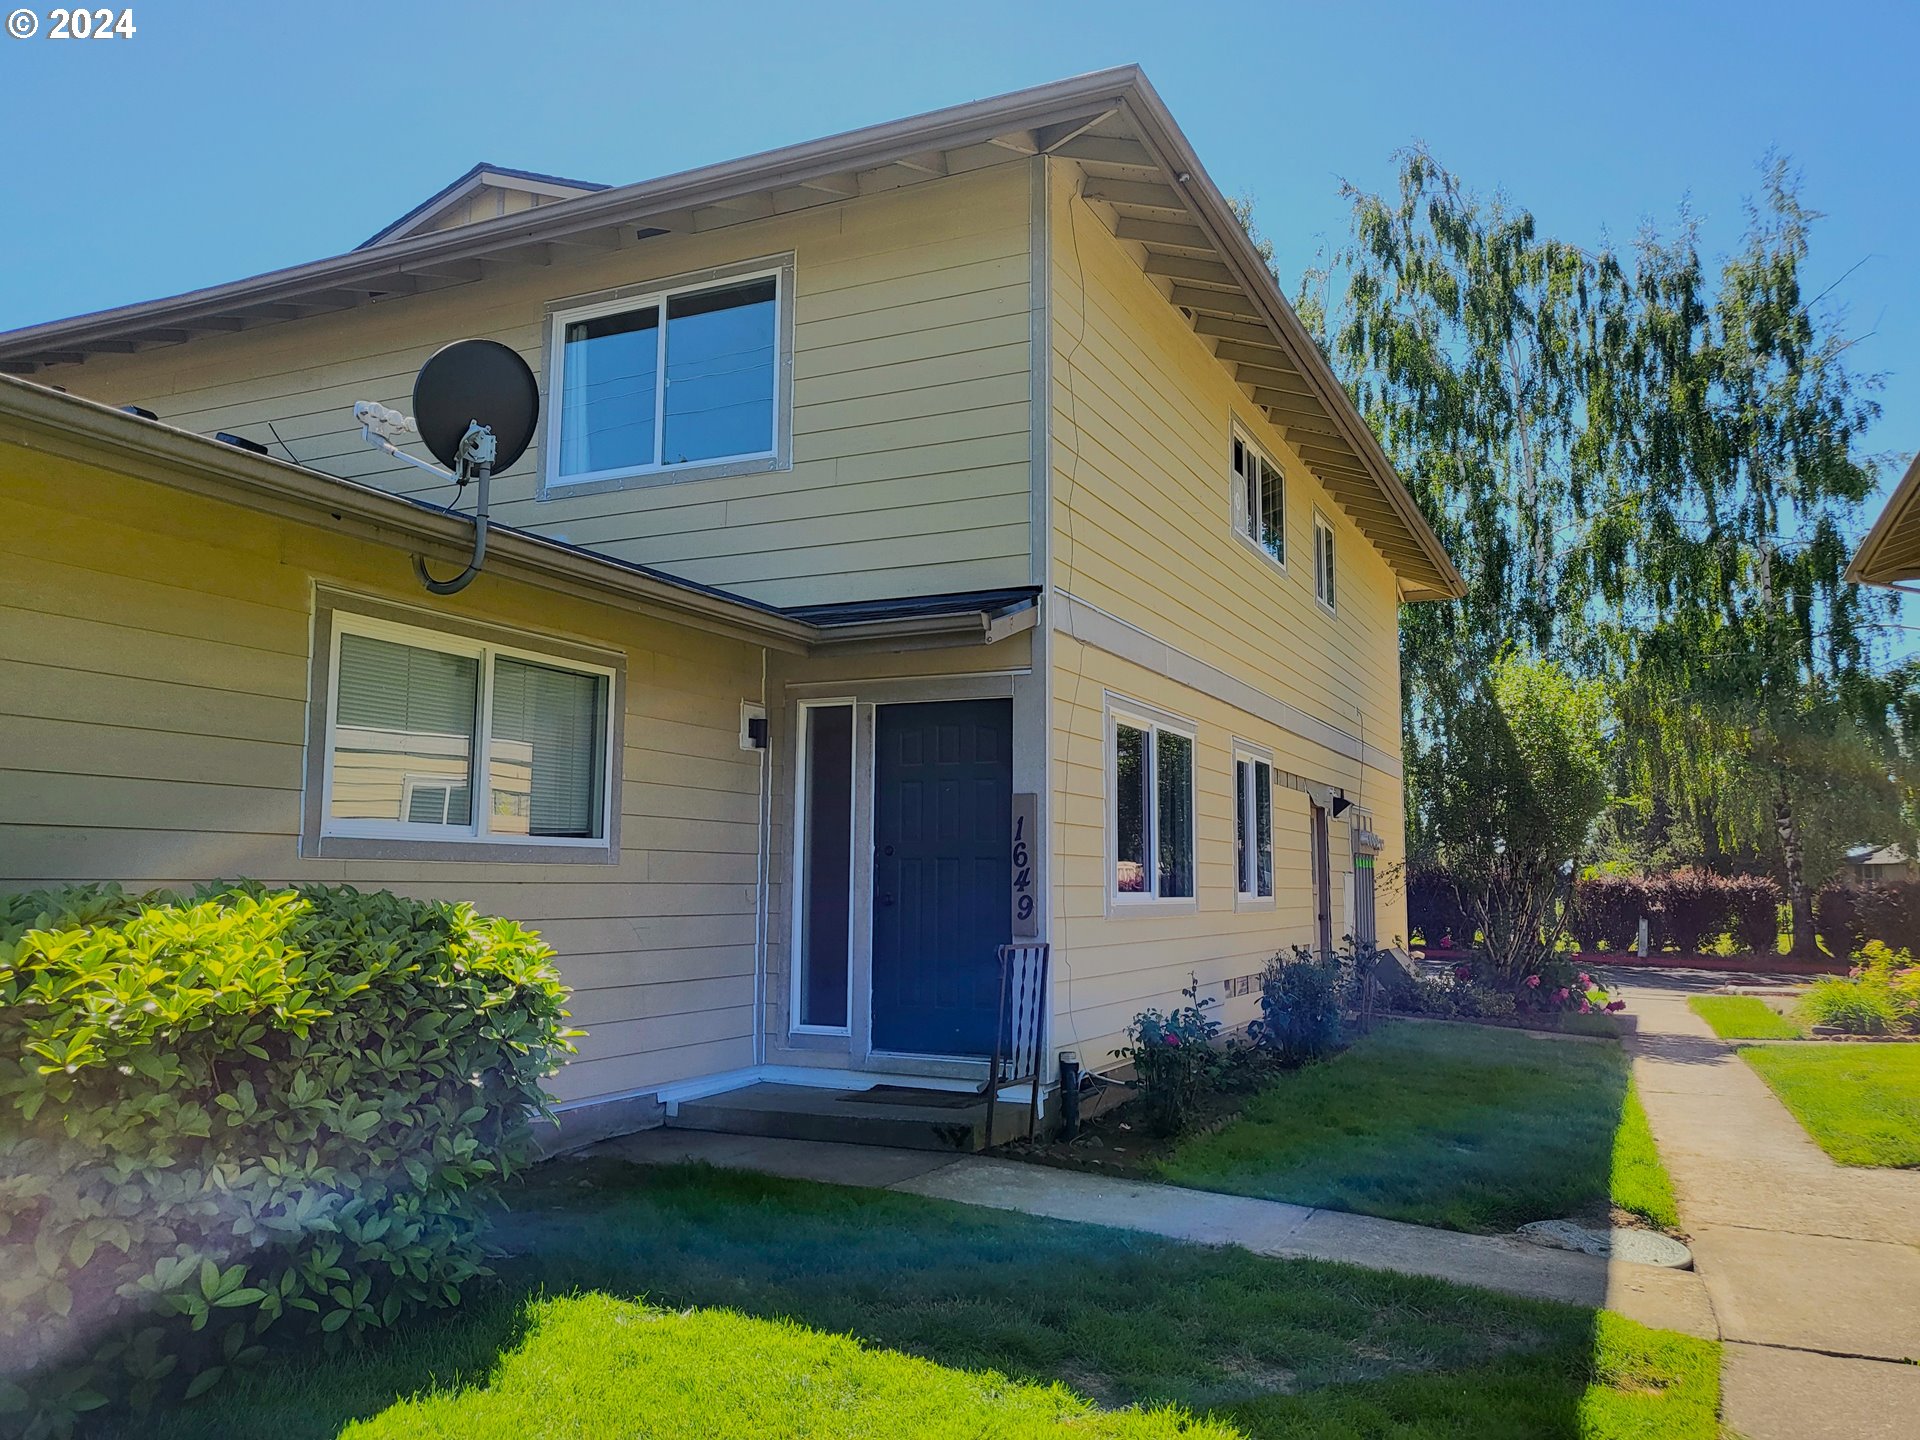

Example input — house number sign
[1011,792,1039,938]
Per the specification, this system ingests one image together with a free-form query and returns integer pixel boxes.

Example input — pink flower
[1554,988,1569,1003]
[1578,1000,1592,1013]
[1606,1000,1626,1013]
[1164,1033,1181,1046]
[1525,975,1541,988]
[1577,973,1591,987]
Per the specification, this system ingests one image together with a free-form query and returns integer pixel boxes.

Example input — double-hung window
[547,261,788,491]
[1314,511,1337,612]
[1234,748,1275,903]
[1231,427,1285,567]
[317,610,616,856]
[1111,705,1196,904]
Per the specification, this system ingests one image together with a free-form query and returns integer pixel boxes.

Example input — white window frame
[789,697,858,1037]
[544,261,788,494]
[1230,422,1286,571]
[1313,509,1337,614]
[1233,742,1276,909]
[1107,699,1198,912]
[319,610,616,851]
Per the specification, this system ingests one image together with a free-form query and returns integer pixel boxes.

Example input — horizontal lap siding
[1045,165,1409,1064]
[0,449,766,1107]
[55,164,1037,609]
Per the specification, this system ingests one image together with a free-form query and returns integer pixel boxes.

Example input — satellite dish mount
[353,339,539,596]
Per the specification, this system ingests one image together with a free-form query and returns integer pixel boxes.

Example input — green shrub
[0,883,577,1435]
[1250,947,1344,1065]
[1799,977,1898,1034]
[1112,975,1223,1135]
[1799,941,1920,1036]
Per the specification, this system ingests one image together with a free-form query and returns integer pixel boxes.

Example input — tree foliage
[1419,654,1611,980]
[1300,147,1919,952]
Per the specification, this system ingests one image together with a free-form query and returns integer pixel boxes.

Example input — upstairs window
[1314,511,1337,612]
[1112,707,1196,904]
[548,263,787,490]
[1231,428,1285,567]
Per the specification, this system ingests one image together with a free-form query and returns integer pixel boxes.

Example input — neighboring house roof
[358,164,611,249]
[0,375,1039,655]
[1845,843,1912,867]
[0,66,1464,601]
[1847,451,1920,587]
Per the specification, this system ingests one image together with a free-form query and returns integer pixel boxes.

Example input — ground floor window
[793,701,854,1032]
[1235,750,1274,901]
[321,611,614,850]
[1112,706,1195,903]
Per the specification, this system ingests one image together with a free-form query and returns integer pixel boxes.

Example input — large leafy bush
[0,883,576,1434]
[1800,941,1920,1035]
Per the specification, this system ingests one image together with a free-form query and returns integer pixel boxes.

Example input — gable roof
[1847,451,1920,587]
[0,67,1464,601]
[358,163,610,249]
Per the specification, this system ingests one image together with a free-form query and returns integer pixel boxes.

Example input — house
[0,68,1463,1147]
[1839,844,1920,890]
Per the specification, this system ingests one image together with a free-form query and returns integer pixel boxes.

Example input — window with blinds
[324,616,613,847]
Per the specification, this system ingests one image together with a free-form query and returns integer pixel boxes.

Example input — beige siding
[1044,161,1409,1061]
[0,445,768,1107]
[50,163,1037,609]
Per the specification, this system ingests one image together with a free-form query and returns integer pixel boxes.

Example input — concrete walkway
[1611,971,1920,1440]
[596,1126,1714,1338]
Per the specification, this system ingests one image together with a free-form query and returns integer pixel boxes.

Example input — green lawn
[107,1160,1722,1440]
[1741,1044,1920,1167]
[1688,996,1805,1040]
[1159,1021,1679,1234]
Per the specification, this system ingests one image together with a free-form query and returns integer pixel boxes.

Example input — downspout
[753,647,771,1067]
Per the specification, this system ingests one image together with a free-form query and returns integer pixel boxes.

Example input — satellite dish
[412,339,539,474]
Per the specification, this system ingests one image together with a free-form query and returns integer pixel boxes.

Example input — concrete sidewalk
[596,1126,1714,1338]
[1612,974,1920,1440]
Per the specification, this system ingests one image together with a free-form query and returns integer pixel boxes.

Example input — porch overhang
[0,375,1040,657]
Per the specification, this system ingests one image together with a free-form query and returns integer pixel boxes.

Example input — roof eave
[1114,79,1466,602]
[1847,451,1920,587]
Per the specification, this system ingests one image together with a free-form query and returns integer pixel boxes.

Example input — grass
[1688,995,1805,1040]
[1158,1021,1679,1234]
[107,1160,1723,1440]
[1741,1044,1920,1167]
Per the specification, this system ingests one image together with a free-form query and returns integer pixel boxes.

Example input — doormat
[845,1086,983,1110]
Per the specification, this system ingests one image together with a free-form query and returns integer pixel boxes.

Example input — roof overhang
[1847,452,1920,589]
[0,376,1035,656]
[0,66,1463,601]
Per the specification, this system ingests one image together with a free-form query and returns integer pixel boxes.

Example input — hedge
[1815,881,1920,959]
[0,883,577,1435]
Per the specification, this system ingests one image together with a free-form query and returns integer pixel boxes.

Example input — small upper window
[550,269,781,487]
[324,615,613,848]
[1314,512,1337,612]
[1231,428,1285,566]
[1112,708,1196,903]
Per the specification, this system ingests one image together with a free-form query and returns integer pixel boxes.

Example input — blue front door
[870,699,1012,1056]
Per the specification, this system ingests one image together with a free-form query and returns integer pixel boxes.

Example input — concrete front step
[668,1081,1040,1153]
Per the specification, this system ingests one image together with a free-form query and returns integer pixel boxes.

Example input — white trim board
[1057,590,1403,779]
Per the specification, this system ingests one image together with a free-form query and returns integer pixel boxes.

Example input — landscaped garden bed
[97,1160,1724,1440]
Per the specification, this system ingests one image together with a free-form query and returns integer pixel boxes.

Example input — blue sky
[4,1,1915,592]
